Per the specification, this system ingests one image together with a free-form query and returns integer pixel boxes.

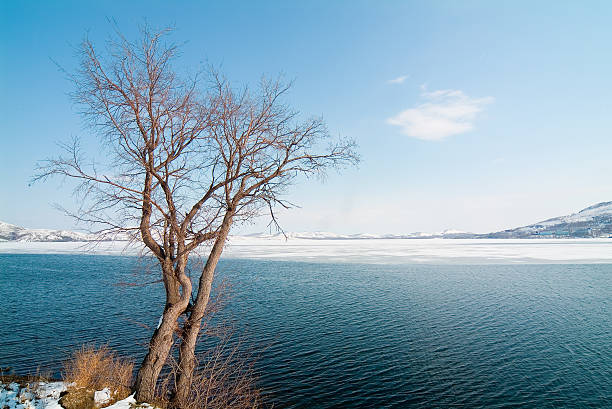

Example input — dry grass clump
[62,344,133,407]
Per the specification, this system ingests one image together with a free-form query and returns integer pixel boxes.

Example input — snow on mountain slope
[0,221,93,242]
[485,201,612,238]
[541,201,612,225]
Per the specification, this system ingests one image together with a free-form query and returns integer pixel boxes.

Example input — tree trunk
[134,263,189,402]
[172,212,233,405]
[134,304,184,402]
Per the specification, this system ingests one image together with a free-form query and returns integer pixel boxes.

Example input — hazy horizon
[2,199,611,236]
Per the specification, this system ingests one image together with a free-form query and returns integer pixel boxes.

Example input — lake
[0,253,610,408]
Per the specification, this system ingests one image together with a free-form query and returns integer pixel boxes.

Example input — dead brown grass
[62,344,133,406]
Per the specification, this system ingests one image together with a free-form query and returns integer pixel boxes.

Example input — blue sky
[1,1,612,234]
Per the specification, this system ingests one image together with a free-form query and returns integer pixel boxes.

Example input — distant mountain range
[241,229,473,240]
[0,221,93,242]
[2,201,612,242]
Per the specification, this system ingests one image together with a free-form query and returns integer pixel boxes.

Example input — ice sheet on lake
[2,237,612,264]
[224,237,612,264]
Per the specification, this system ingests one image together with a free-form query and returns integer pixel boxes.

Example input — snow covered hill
[0,221,93,242]
[483,201,612,238]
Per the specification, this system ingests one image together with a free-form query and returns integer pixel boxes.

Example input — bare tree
[36,27,357,406]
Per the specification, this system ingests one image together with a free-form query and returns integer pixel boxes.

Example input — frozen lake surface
[2,237,612,264]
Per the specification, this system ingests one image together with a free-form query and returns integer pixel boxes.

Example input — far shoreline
[2,238,612,265]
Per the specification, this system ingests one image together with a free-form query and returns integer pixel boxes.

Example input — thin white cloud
[387,75,408,84]
[387,89,493,140]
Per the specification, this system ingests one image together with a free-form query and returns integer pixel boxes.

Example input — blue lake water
[0,254,610,408]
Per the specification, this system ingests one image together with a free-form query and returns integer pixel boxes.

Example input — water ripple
[0,255,610,407]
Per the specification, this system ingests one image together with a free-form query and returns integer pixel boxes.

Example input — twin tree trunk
[134,212,234,404]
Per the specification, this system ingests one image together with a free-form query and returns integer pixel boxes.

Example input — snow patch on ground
[0,381,157,409]
[0,381,65,409]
